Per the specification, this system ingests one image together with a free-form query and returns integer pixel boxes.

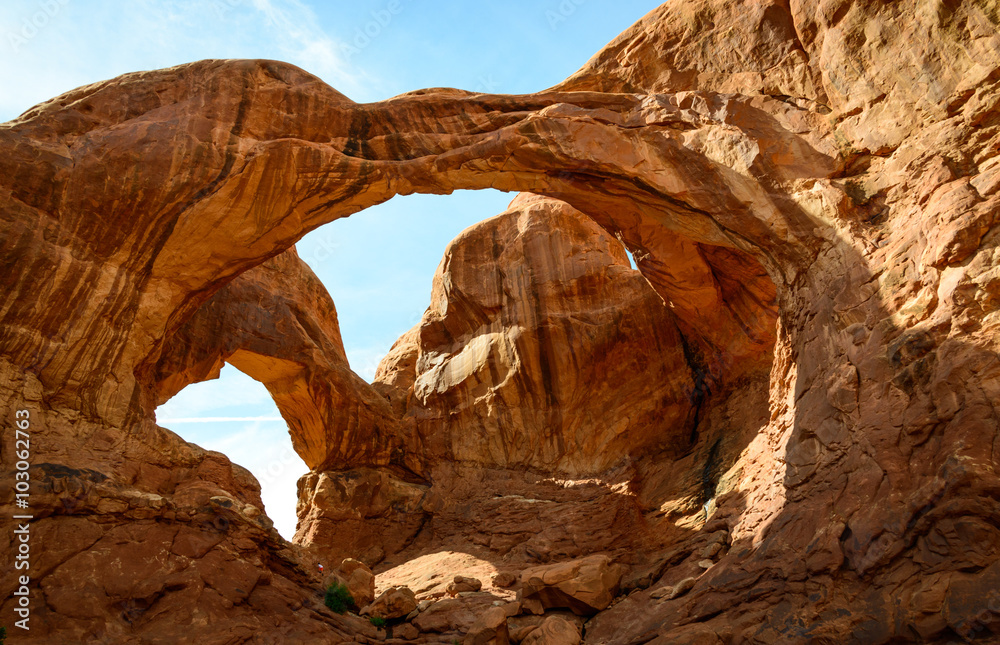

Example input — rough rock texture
[521,617,582,645]
[411,594,501,634]
[296,466,430,567]
[373,193,696,475]
[449,575,484,596]
[2,0,1000,643]
[519,555,624,616]
[152,246,399,471]
[325,558,376,610]
[0,374,378,643]
[297,194,713,570]
[361,585,417,620]
[465,606,511,645]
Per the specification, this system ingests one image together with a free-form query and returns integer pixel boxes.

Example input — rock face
[296,467,430,567]
[151,246,399,471]
[521,616,581,645]
[296,196,707,570]
[1,0,1000,643]
[465,606,510,645]
[326,558,375,610]
[373,193,695,476]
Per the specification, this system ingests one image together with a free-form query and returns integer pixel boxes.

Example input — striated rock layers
[1,0,999,642]
[375,193,695,475]
[295,193,714,569]
[150,246,399,472]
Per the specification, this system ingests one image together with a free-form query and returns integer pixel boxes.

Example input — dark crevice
[674,319,712,447]
[700,438,724,505]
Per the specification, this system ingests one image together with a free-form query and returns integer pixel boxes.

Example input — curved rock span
[1,0,1000,642]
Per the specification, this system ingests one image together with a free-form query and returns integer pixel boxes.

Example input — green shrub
[369,616,387,628]
[1,625,6,645]
[324,581,354,614]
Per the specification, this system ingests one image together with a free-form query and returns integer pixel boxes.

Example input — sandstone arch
[1,57,806,431]
[2,0,1000,641]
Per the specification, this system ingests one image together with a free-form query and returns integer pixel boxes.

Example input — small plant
[324,581,354,614]
[369,616,387,628]
[1,625,6,645]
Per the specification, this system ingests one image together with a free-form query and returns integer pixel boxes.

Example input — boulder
[521,617,581,645]
[361,586,417,620]
[449,575,484,596]
[338,559,375,609]
[520,555,623,615]
[465,606,510,645]
[493,572,518,589]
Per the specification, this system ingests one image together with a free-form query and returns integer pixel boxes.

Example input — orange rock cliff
[1,1,999,643]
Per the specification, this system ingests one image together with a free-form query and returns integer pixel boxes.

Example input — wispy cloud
[0,0,373,122]
[248,0,360,90]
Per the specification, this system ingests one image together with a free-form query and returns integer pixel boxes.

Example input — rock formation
[295,193,715,569]
[519,555,624,616]
[151,246,399,471]
[1,0,999,642]
[375,193,696,476]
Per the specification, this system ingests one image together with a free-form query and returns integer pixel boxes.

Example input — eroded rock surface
[1,0,999,642]
[519,555,624,616]
[151,246,399,471]
[373,193,696,476]
[298,195,714,572]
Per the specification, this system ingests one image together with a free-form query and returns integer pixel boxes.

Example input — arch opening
[154,363,307,540]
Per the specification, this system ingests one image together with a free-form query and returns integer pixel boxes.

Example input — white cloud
[248,0,360,89]
[0,0,367,122]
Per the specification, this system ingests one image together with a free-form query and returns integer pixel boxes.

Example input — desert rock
[520,616,581,645]
[361,585,417,620]
[519,555,623,616]
[336,559,376,609]
[449,575,484,596]
[465,606,511,645]
[493,572,517,589]
[1,0,999,642]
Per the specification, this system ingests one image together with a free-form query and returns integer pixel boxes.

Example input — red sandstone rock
[372,194,694,476]
[334,558,376,609]
[296,467,430,567]
[493,572,517,589]
[448,575,484,596]
[152,247,400,471]
[519,555,624,616]
[361,585,417,620]
[465,606,511,645]
[299,197,695,570]
[1,0,999,643]
[520,616,581,645]
[410,593,505,634]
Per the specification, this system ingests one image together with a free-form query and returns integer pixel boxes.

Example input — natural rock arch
[1,58,806,432]
[2,0,999,641]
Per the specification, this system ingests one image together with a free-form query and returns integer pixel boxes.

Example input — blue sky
[2,0,663,539]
